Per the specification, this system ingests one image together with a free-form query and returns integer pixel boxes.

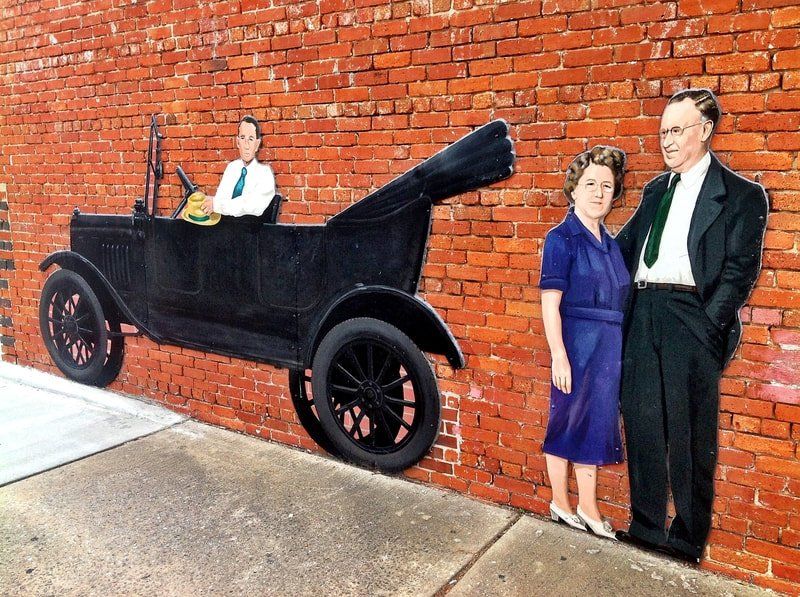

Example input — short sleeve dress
[539,210,630,465]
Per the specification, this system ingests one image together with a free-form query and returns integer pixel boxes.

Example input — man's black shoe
[664,544,701,565]
[615,530,665,552]
[616,531,701,565]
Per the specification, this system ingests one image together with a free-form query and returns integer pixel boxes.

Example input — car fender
[39,251,150,334]
[307,285,465,370]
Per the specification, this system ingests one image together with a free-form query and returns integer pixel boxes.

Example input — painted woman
[539,146,629,539]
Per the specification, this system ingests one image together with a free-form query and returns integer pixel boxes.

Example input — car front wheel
[39,269,122,387]
[312,317,441,473]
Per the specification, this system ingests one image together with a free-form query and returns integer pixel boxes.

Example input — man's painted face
[659,98,713,174]
[236,121,260,164]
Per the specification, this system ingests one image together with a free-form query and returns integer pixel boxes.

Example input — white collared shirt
[211,158,276,217]
[635,151,712,285]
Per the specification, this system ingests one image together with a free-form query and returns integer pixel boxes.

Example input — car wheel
[94,318,125,388]
[288,369,341,457]
[39,269,115,386]
[312,317,441,473]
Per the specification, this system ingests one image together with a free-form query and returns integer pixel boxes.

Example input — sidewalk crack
[434,510,522,596]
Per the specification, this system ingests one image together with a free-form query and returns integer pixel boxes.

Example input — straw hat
[181,191,221,226]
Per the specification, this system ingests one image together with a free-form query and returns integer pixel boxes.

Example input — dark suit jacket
[616,153,769,365]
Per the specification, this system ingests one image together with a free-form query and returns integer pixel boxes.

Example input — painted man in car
[201,115,276,217]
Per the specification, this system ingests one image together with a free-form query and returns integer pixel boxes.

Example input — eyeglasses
[577,180,615,195]
[238,135,258,144]
[659,120,708,140]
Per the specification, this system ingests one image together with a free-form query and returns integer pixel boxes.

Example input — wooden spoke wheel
[288,369,341,457]
[39,269,123,387]
[311,318,440,473]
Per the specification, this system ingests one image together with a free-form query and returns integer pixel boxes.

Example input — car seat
[262,193,283,224]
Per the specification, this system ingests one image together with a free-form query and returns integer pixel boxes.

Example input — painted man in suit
[615,89,768,562]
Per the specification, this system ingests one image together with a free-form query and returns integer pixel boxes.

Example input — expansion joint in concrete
[434,509,523,595]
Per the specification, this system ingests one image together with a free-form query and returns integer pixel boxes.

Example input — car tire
[288,369,342,457]
[39,269,114,386]
[94,318,125,388]
[311,317,441,473]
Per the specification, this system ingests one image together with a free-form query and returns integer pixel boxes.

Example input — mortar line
[433,509,523,596]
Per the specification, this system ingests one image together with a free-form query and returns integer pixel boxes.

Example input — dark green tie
[232,167,247,199]
[643,173,681,268]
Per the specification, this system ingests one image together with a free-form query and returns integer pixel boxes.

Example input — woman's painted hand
[551,352,572,394]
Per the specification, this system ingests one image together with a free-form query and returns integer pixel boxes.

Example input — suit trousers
[621,288,723,558]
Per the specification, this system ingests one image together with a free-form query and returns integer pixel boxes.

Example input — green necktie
[232,167,247,199]
[643,173,681,268]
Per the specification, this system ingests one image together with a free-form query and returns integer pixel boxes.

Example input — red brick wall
[2,1,799,591]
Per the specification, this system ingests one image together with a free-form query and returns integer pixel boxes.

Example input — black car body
[39,117,515,471]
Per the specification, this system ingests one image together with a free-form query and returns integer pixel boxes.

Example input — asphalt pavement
[0,361,773,596]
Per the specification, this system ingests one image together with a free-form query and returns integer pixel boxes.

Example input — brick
[542,0,589,14]
[518,15,567,36]
[473,21,517,42]
[707,52,770,74]
[493,72,538,92]
[747,538,800,566]
[614,41,671,62]
[774,48,800,71]
[773,562,800,583]
[733,433,795,457]
[772,5,800,26]
[712,12,772,34]
[738,29,800,51]
[620,4,676,24]
[717,447,755,468]
[679,0,739,15]
[542,30,591,51]
[468,481,509,503]
[673,36,734,57]
[737,112,800,132]
[564,47,613,68]
[708,545,770,573]
[757,455,800,478]
[593,24,645,45]
[648,19,706,39]
[495,1,541,21]
[540,68,589,87]
[783,529,800,549]
[453,42,496,61]
[468,57,512,76]
[644,58,703,78]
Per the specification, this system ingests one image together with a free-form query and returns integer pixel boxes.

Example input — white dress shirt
[211,158,276,217]
[635,151,711,285]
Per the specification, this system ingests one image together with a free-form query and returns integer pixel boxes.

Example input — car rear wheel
[39,269,123,387]
[311,318,440,473]
[288,369,341,457]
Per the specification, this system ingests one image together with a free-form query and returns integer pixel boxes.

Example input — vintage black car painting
[39,116,515,472]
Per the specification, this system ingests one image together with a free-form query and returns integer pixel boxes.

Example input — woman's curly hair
[563,145,627,204]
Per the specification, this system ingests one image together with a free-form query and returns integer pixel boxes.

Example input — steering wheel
[171,165,198,219]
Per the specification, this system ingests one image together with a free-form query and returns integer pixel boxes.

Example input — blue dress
[539,210,630,465]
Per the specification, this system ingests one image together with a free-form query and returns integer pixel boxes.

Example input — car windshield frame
[144,115,163,217]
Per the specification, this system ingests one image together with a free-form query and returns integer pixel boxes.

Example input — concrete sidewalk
[0,363,772,596]
[0,361,184,486]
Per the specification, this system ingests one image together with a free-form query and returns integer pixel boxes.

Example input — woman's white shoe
[576,505,617,539]
[550,502,587,531]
